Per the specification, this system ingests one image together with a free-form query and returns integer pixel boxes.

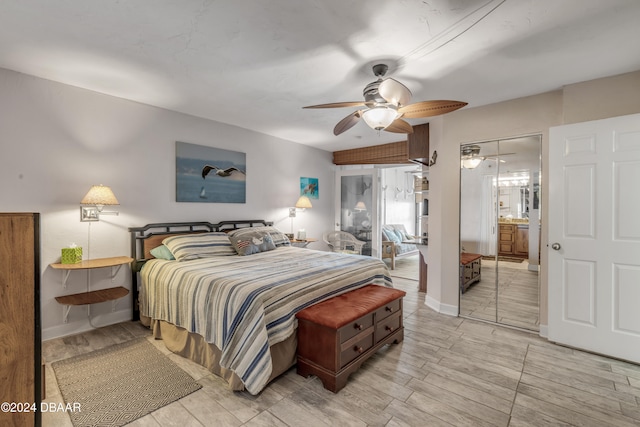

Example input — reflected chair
[322,231,365,255]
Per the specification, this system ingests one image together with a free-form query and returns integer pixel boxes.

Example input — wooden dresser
[296,285,405,392]
[0,213,41,427]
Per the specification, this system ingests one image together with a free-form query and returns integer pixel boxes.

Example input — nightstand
[289,238,317,248]
[50,256,132,323]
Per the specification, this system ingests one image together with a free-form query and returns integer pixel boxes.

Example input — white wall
[0,68,335,340]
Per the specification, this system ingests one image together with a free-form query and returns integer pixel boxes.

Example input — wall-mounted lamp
[354,201,367,211]
[80,184,120,222]
[289,196,312,234]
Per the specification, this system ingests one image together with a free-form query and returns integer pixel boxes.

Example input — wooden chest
[296,285,406,392]
[460,252,482,293]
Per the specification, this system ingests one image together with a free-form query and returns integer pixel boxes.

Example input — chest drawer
[340,330,374,368]
[376,311,402,343]
[374,297,401,323]
[338,313,374,343]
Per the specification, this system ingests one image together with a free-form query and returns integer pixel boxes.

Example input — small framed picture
[300,177,318,199]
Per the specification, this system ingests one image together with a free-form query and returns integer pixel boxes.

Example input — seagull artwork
[201,165,246,179]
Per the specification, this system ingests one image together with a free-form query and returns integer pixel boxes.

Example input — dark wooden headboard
[128,220,273,320]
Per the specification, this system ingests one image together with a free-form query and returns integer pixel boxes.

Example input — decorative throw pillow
[163,232,236,261]
[383,228,401,243]
[228,226,291,247]
[149,245,175,260]
[229,230,277,256]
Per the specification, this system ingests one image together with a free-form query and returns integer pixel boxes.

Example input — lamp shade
[295,196,312,209]
[362,106,398,131]
[80,185,119,206]
[354,201,367,211]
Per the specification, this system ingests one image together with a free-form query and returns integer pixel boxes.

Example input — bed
[129,220,393,394]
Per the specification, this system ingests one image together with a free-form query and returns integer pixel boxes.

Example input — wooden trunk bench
[296,284,406,392]
[460,252,482,293]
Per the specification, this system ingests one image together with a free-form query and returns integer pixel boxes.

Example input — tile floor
[459,258,540,331]
[42,274,640,426]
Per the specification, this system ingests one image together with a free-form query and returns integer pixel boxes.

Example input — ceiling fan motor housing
[363,80,385,104]
[363,64,390,104]
[461,145,481,157]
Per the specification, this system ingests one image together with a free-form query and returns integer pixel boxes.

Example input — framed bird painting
[176,141,246,203]
[300,177,319,199]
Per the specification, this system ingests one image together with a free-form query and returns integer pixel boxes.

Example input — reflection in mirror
[341,174,373,255]
[459,135,541,331]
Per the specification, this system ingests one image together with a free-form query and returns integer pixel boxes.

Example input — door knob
[551,243,561,250]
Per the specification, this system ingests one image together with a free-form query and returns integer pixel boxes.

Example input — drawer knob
[385,325,395,332]
[354,323,363,330]
[354,346,363,354]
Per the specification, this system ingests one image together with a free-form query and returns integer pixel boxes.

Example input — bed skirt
[142,316,297,392]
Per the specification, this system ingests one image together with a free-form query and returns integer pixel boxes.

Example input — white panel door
[548,113,640,363]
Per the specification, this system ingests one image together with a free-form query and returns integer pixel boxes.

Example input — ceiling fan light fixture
[362,106,398,131]
[461,157,482,169]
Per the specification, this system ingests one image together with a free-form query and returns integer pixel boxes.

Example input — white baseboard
[42,309,132,341]
[538,324,548,338]
[425,294,458,317]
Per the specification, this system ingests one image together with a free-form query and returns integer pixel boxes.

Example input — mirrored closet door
[459,135,541,331]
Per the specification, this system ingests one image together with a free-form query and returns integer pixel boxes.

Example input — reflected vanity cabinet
[0,213,42,427]
[498,223,529,257]
[514,225,529,256]
[498,223,515,255]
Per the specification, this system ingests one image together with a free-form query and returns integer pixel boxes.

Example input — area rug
[51,338,202,427]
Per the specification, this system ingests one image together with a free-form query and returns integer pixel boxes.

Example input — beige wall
[563,71,640,124]
[427,70,640,330]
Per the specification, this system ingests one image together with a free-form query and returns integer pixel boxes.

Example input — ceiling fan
[304,64,468,136]
[461,144,513,169]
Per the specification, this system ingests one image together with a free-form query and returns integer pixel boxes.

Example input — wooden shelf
[55,286,129,306]
[50,256,132,323]
[50,256,132,270]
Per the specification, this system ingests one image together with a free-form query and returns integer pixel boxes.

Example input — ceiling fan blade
[333,111,362,135]
[378,78,412,106]
[482,152,516,158]
[384,118,414,134]
[398,100,468,118]
[303,101,366,109]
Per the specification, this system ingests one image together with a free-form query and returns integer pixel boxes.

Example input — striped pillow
[163,232,236,261]
[228,226,291,247]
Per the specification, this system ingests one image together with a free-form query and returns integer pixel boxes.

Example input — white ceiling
[1,0,639,152]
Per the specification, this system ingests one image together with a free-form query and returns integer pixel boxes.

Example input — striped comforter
[140,246,392,394]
